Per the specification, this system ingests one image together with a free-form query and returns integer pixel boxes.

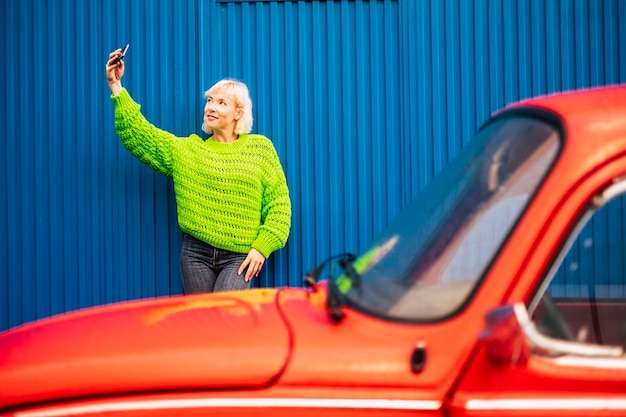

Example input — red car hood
[0,289,290,410]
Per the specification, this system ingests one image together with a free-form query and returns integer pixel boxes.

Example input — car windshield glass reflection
[334,115,561,322]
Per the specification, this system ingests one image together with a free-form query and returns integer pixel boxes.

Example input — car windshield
[333,114,561,322]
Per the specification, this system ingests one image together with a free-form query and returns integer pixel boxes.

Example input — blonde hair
[202,78,253,135]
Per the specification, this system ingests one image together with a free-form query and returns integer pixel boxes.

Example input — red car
[2,85,626,417]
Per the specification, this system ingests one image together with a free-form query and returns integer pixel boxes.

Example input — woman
[105,48,291,294]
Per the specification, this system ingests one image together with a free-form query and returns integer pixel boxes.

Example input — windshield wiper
[303,253,357,324]
[337,255,360,289]
[303,253,356,290]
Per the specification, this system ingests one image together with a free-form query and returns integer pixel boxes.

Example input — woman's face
[204,88,243,134]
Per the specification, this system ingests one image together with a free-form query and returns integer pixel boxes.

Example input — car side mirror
[478,304,530,367]
[479,303,623,367]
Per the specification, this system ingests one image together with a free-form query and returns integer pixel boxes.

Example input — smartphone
[112,44,129,64]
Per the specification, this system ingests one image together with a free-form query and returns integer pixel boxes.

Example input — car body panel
[2,85,626,416]
[276,284,484,398]
[0,290,290,409]
[445,86,626,416]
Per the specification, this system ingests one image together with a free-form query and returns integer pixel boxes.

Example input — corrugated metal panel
[1,0,197,330]
[1,0,625,332]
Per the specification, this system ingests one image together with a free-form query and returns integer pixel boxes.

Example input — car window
[531,182,626,349]
[337,114,561,322]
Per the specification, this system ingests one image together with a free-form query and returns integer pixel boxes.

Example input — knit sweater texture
[112,88,291,258]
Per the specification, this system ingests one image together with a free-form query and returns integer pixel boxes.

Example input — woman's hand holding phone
[106,44,129,96]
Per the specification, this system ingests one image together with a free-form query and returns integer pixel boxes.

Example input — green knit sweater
[112,88,291,258]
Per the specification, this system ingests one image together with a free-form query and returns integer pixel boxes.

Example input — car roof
[501,85,626,178]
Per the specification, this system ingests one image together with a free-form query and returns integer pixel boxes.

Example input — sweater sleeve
[111,88,175,177]
[252,145,292,258]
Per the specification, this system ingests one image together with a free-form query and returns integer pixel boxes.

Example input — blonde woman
[106,48,291,294]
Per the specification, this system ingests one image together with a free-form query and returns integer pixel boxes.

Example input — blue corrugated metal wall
[1,0,625,332]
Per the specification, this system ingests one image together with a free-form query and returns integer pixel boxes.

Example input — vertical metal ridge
[414,1,433,191]
[445,0,461,161]
[459,0,476,147]
[326,1,342,256]
[4,0,20,328]
[531,0,547,96]
[282,2,302,287]
[19,0,34,324]
[561,0,576,89]
[1,0,625,331]
[502,0,519,104]
[0,0,10,330]
[355,1,372,246]
[311,0,329,260]
[339,0,359,252]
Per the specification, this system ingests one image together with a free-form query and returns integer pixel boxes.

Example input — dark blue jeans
[179,233,251,294]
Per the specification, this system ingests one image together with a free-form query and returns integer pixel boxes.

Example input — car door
[447,170,626,416]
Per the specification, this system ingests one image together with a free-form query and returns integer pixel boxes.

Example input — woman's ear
[235,107,244,121]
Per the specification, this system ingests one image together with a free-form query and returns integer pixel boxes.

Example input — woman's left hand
[239,248,266,281]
